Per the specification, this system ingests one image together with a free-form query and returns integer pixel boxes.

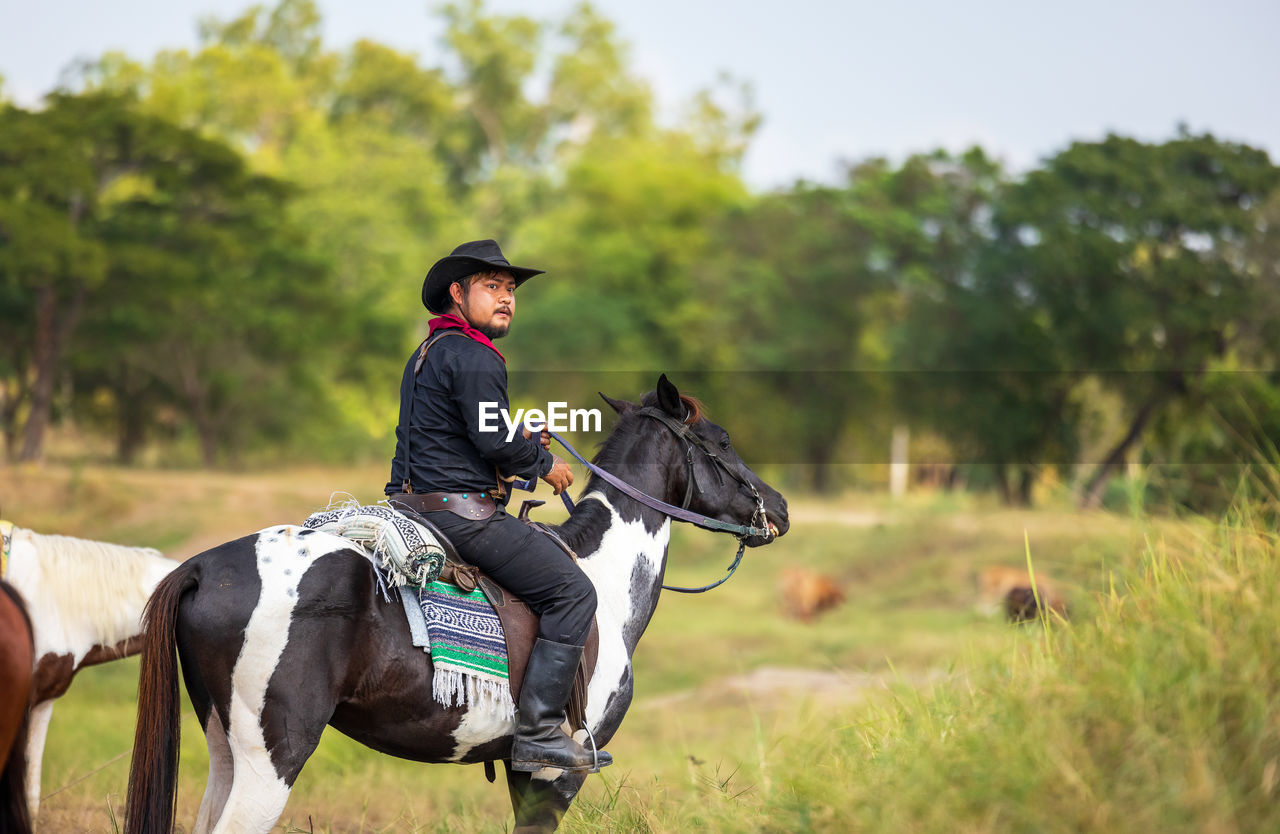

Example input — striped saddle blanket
[302,502,512,716]
[415,581,514,718]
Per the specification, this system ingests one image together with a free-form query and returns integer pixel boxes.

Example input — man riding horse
[385,239,611,774]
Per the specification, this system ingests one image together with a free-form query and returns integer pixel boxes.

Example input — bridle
[546,406,774,594]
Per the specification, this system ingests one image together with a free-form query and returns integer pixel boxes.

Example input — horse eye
[719,436,731,450]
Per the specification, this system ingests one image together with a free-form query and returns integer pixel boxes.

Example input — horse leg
[208,647,336,834]
[208,767,290,834]
[192,710,233,834]
[208,706,295,834]
[23,699,53,820]
[504,764,583,833]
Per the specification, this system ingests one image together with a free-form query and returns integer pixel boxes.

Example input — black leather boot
[510,638,612,773]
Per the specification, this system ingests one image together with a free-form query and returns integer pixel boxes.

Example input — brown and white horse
[0,579,34,834]
[3,526,180,819]
[125,376,789,833]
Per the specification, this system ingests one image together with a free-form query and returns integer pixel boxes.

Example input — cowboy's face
[452,270,517,339]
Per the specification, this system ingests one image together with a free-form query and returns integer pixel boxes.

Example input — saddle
[386,498,599,732]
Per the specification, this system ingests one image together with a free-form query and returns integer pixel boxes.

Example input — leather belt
[390,491,499,521]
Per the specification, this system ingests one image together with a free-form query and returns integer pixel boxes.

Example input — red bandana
[427,313,506,363]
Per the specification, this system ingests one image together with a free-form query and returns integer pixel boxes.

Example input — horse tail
[125,559,198,834]
[0,581,33,834]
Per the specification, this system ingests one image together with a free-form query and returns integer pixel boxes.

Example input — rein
[545,409,772,594]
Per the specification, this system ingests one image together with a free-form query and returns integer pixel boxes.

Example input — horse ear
[598,392,635,415]
[656,374,682,418]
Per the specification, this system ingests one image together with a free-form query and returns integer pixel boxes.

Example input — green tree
[0,89,395,465]
[700,181,889,491]
[1140,187,1280,511]
[515,132,749,371]
[991,132,1280,506]
[545,3,652,145]
[71,152,345,465]
[693,151,1014,493]
[85,1,458,445]
[439,0,544,174]
[893,149,1088,504]
[21,0,767,466]
[0,93,171,461]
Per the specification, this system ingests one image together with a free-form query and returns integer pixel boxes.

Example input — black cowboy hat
[421,239,545,314]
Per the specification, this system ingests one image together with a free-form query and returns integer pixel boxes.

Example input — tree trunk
[197,421,219,467]
[995,465,1035,505]
[187,386,220,467]
[112,367,152,464]
[471,102,507,166]
[996,465,1012,505]
[1017,466,1035,506]
[805,430,838,493]
[1,377,28,462]
[810,457,830,493]
[115,409,147,464]
[1080,390,1170,509]
[174,352,221,467]
[19,193,89,463]
[19,285,85,462]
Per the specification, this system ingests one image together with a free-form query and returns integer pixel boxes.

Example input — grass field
[3,462,1270,832]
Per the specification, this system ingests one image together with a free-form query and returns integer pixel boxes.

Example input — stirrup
[510,726,611,773]
[580,723,606,773]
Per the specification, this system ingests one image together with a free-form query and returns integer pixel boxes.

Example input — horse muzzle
[763,508,789,541]
[743,514,786,548]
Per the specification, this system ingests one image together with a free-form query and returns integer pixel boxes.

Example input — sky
[2,0,1278,189]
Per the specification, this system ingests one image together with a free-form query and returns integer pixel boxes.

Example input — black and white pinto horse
[125,377,789,834]
[2,526,180,820]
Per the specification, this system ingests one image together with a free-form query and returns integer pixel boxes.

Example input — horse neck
[560,425,684,657]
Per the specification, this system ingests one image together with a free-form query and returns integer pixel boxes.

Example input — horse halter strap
[546,408,772,594]
[632,406,764,513]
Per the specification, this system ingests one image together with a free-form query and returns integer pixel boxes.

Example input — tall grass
[586,500,1279,833]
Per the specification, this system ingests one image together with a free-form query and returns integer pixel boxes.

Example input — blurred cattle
[976,565,1067,623]
[779,567,846,622]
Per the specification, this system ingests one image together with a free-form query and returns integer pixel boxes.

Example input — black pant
[428,509,597,647]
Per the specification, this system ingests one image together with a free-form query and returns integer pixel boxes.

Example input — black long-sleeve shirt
[385,333,553,500]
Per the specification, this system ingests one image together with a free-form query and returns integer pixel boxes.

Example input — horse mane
[675,395,705,425]
[19,528,171,648]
